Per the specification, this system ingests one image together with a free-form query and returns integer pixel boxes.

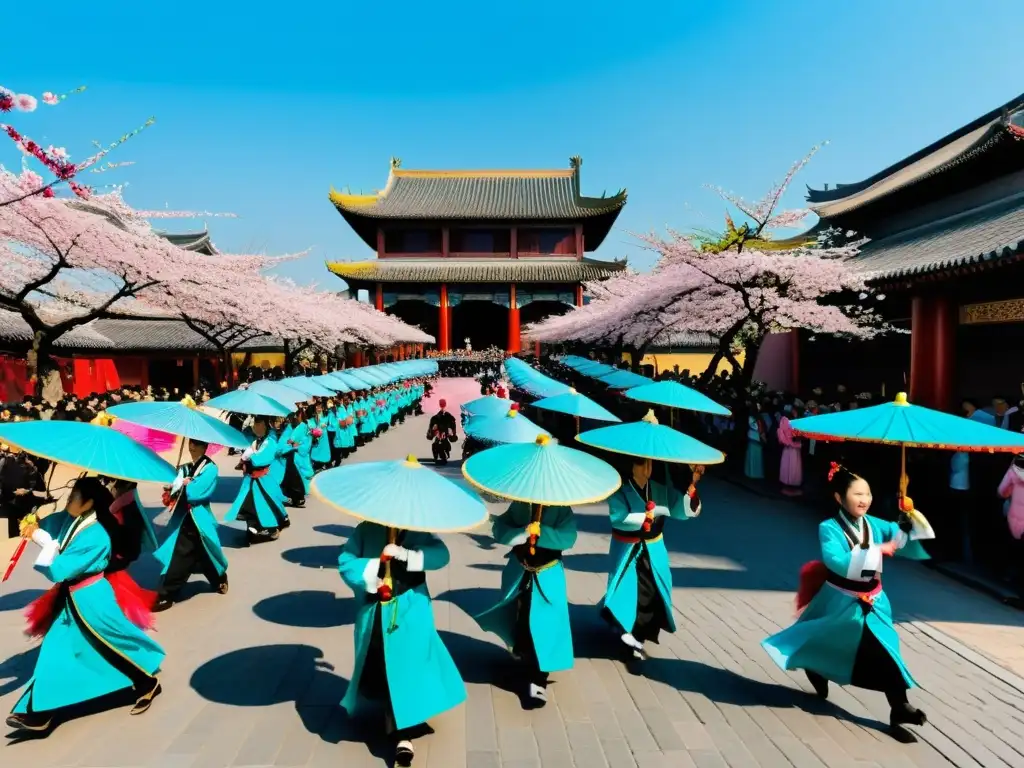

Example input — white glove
[508,532,529,547]
[31,529,54,547]
[241,446,254,461]
[170,475,184,496]
[361,559,379,594]
[382,544,408,561]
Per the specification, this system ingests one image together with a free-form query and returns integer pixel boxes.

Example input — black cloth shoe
[805,670,829,699]
[890,703,926,727]
[6,712,52,732]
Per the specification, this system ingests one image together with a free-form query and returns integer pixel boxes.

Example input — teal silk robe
[474,502,577,673]
[762,513,930,687]
[338,522,466,730]
[602,478,700,637]
[290,422,315,491]
[310,414,332,465]
[225,434,289,529]
[12,512,165,714]
[154,458,228,578]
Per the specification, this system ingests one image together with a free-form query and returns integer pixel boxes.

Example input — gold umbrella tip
[507,409,518,418]
[642,409,659,425]
[403,454,421,467]
[894,392,909,406]
[535,433,551,446]
[568,387,577,395]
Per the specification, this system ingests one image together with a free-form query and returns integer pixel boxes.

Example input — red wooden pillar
[574,225,584,258]
[192,357,200,390]
[909,295,937,407]
[932,295,955,411]
[510,227,518,259]
[374,283,384,312]
[508,284,521,354]
[575,284,584,307]
[439,284,451,352]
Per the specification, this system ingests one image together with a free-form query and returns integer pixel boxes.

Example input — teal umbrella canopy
[465,410,551,444]
[0,420,177,484]
[330,371,370,391]
[107,401,250,449]
[561,357,595,370]
[626,380,731,417]
[599,369,653,389]
[311,455,487,532]
[504,358,571,398]
[578,411,725,464]
[312,374,349,393]
[532,389,621,422]
[577,362,619,378]
[280,377,336,398]
[463,434,620,505]
[203,389,294,417]
[249,380,310,405]
[350,368,387,386]
[462,395,515,418]
[790,392,1024,452]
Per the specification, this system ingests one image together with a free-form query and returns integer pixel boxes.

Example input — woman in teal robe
[602,459,702,661]
[291,407,315,492]
[333,399,355,458]
[267,417,291,503]
[8,477,165,733]
[310,402,332,470]
[153,439,229,611]
[325,402,342,467]
[343,396,359,450]
[473,501,577,708]
[225,416,289,544]
[338,521,466,767]
[762,464,933,742]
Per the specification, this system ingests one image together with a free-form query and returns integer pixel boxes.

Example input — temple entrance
[451,301,507,351]
[387,300,438,344]
[520,300,572,327]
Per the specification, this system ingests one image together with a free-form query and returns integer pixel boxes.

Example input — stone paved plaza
[2,379,1024,767]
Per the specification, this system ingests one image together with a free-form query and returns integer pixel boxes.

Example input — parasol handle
[528,504,543,556]
[175,436,186,469]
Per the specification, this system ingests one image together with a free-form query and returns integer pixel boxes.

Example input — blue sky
[3,0,1022,288]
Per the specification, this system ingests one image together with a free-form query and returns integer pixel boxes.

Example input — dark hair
[252,415,270,428]
[828,462,863,497]
[304,404,317,420]
[70,476,118,538]
[189,438,209,450]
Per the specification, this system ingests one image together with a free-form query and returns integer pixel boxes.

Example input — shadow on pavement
[211,475,243,504]
[282,545,341,569]
[253,590,355,628]
[467,563,504,572]
[0,589,44,612]
[0,646,38,697]
[312,523,354,539]
[464,533,497,551]
[189,643,389,762]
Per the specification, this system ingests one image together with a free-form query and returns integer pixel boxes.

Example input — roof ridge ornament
[569,155,582,170]
[390,156,402,170]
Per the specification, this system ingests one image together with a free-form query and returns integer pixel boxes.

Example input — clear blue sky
[3,0,1021,288]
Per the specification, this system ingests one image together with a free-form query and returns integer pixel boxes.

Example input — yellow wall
[231,352,286,370]
[622,350,743,376]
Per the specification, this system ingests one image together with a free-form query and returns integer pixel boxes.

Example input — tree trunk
[283,339,293,374]
[27,331,50,399]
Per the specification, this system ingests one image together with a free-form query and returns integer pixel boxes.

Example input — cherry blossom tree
[1,84,155,206]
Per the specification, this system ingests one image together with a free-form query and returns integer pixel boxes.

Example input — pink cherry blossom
[14,94,37,112]
[42,92,59,105]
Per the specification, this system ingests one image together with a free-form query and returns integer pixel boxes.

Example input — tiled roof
[650,331,718,350]
[850,193,1024,281]
[327,257,625,285]
[330,162,626,221]
[158,231,217,254]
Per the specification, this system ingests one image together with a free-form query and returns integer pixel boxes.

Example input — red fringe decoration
[23,572,156,638]
[107,570,157,631]
[795,560,828,613]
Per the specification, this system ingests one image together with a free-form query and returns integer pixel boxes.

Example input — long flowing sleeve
[338,524,378,595]
[404,532,450,572]
[186,462,219,504]
[249,436,277,469]
[36,525,111,584]
[608,489,646,530]
[537,506,577,551]
[491,503,527,546]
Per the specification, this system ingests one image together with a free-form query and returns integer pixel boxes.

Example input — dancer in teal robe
[276,415,306,507]
[474,501,577,708]
[325,402,342,467]
[291,408,315,492]
[225,416,289,544]
[8,477,164,733]
[333,400,355,458]
[358,393,377,442]
[310,403,332,470]
[343,397,359,450]
[762,464,933,742]
[338,522,466,767]
[153,439,229,611]
[602,459,702,661]
[267,417,290,503]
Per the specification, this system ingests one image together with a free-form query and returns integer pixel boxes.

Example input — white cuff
[34,539,58,568]
[171,477,184,495]
[406,549,425,572]
[361,559,379,594]
[31,529,54,547]
[687,499,702,518]
[651,505,671,518]
[909,512,935,541]
[621,511,648,528]
[507,532,529,547]
[847,544,882,579]
[891,530,909,549]
[241,447,254,461]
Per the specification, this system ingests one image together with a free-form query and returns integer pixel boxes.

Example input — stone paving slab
[1,378,1023,766]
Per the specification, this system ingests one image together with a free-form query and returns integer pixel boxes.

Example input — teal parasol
[599,369,653,389]
[465,409,551,444]
[462,434,620,506]
[107,400,250,449]
[576,362,619,378]
[461,395,515,418]
[577,410,724,465]
[329,371,370,391]
[311,455,487,533]
[504,358,571,398]
[531,387,621,433]
[626,380,731,417]
[204,389,294,417]
[0,420,177,484]
[249,380,310,406]
[280,376,336,398]
[312,374,350,393]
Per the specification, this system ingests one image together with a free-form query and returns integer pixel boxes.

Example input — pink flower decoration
[42,92,59,105]
[14,94,37,112]
[311,428,323,438]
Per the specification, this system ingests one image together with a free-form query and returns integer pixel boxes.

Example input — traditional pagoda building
[796,92,1024,409]
[327,157,627,353]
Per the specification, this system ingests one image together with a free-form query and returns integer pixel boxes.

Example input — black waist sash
[825,570,879,593]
